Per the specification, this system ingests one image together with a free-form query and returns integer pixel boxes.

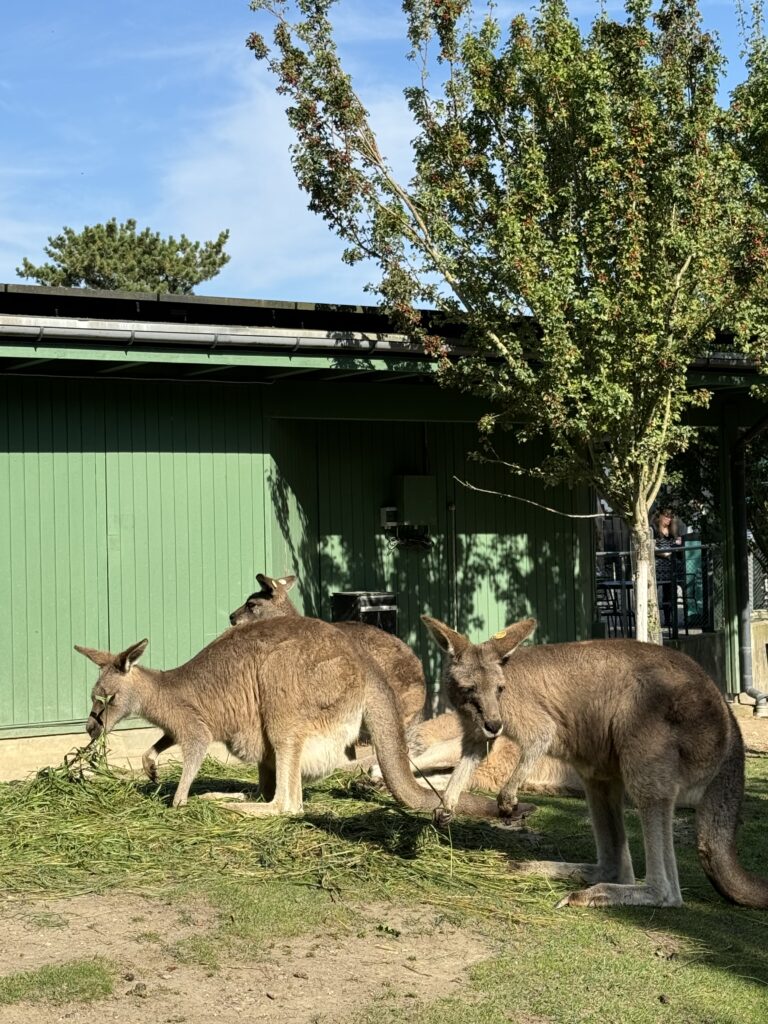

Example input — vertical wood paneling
[1,376,591,735]
[0,378,270,733]
[104,381,269,672]
[0,380,110,731]
[306,418,592,665]
[0,382,14,727]
[267,419,320,616]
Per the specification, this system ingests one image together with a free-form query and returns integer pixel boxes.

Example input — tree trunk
[631,510,663,645]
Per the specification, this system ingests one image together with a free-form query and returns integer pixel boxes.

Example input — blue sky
[0,1,746,305]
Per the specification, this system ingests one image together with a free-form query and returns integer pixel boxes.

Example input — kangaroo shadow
[134,776,261,806]
[301,781,582,862]
[305,776,768,991]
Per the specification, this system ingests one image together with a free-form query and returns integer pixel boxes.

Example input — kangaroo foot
[198,791,246,802]
[555,882,682,909]
[219,800,304,818]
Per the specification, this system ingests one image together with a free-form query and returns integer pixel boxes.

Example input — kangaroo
[140,573,426,785]
[379,711,584,796]
[422,614,768,909]
[230,574,426,731]
[76,617,536,821]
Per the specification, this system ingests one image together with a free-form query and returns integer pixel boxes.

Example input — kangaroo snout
[483,719,503,738]
[86,711,103,739]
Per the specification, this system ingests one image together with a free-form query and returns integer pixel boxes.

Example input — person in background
[652,508,684,628]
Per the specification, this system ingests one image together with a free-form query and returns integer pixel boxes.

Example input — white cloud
[156,64,416,303]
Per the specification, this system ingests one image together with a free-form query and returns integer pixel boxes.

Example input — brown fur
[75,618,531,821]
[402,712,584,795]
[141,573,427,785]
[230,574,426,733]
[423,615,768,909]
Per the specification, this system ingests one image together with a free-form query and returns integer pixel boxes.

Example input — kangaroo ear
[74,644,113,668]
[257,573,296,593]
[115,639,148,673]
[489,618,537,661]
[421,615,470,658]
[255,573,276,595]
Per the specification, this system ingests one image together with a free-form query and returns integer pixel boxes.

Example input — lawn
[0,746,766,1023]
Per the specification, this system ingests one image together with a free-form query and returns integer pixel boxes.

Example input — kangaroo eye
[497,685,505,696]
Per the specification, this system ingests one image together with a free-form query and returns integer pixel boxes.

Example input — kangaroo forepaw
[142,756,158,784]
[501,800,538,822]
[433,806,455,829]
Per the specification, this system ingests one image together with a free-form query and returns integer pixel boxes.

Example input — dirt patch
[732,702,768,755]
[0,894,491,1024]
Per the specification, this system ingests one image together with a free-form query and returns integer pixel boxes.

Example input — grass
[0,959,115,1005]
[1,744,768,1022]
[0,744,545,917]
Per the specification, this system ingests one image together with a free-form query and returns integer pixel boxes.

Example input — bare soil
[0,894,491,1024]
[732,700,768,754]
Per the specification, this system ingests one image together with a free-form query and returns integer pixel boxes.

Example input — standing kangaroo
[422,615,768,909]
[76,617,534,821]
[140,573,426,785]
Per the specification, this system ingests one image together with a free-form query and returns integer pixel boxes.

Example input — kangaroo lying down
[76,617,535,820]
[139,573,427,785]
[394,712,703,808]
[422,615,768,909]
[371,712,585,796]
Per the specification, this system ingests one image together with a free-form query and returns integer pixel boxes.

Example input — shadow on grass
[305,770,768,993]
[303,781,593,862]
[132,776,262,805]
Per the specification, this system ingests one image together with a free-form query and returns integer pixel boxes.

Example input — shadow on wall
[267,419,590,704]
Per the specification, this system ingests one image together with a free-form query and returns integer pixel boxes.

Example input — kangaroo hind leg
[558,797,682,908]
[511,777,633,886]
[222,737,304,817]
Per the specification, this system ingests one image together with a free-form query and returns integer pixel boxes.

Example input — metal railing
[595,542,720,640]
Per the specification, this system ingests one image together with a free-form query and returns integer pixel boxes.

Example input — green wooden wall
[0,377,593,736]
[268,419,593,691]
[0,377,268,736]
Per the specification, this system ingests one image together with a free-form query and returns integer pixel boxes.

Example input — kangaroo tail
[696,715,768,908]
[361,665,501,819]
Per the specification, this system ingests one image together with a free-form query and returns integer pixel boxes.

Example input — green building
[0,285,596,762]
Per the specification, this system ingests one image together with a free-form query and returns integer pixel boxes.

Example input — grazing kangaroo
[229,574,426,731]
[76,617,534,821]
[140,573,426,786]
[422,615,768,909]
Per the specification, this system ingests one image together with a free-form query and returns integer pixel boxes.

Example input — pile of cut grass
[0,742,551,919]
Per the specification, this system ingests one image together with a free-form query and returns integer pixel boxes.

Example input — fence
[595,541,721,640]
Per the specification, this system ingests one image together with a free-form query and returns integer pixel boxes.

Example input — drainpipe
[733,412,768,717]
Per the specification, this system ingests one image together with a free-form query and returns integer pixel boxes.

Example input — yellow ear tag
[493,630,507,640]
